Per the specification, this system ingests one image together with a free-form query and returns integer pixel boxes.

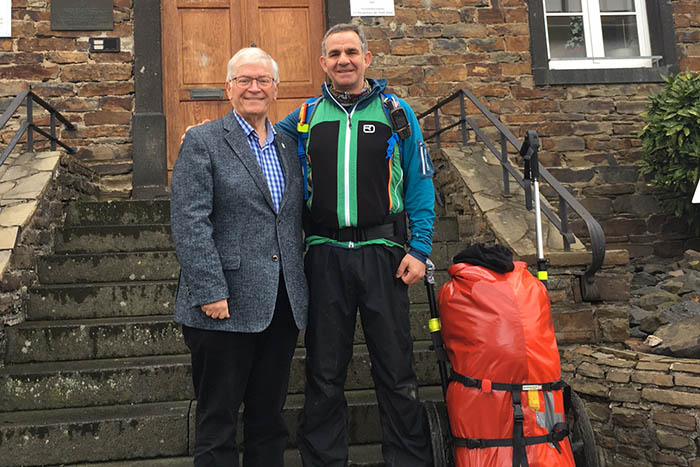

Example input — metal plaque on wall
[51,0,114,31]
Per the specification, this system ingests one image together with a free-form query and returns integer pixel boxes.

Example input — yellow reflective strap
[528,389,540,410]
[537,270,548,281]
[297,103,309,133]
[428,318,441,332]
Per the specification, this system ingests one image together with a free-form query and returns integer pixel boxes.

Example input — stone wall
[561,345,700,467]
[357,0,700,258]
[2,1,699,253]
[0,150,99,366]
[0,0,134,196]
[433,144,634,344]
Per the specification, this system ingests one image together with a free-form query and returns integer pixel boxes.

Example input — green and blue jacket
[276,78,435,260]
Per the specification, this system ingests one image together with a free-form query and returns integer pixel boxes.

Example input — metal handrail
[0,89,76,166]
[417,88,606,300]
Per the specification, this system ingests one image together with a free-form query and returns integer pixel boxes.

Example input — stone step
[37,251,180,285]
[0,386,442,467]
[408,270,450,305]
[0,355,193,411]
[55,224,174,254]
[38,251,453,287]
[0,388,442,466]
[64,200,171,227]
[26,281,178,321]
[7,305,433,363]
[433,216,460,243]
[0,401,191,467]
[56,445,385,467]
[426,240,470,271]
[28,275,443,320]
[0,342,441,411]
[4,315,187,364]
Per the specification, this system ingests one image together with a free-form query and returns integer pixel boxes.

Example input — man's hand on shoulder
[395,253,425,286]
[201,298,229,319]
[180,119,212,144]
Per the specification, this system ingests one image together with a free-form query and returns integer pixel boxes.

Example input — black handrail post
[459,91,467,145]
[433,109,441,152]
[50,113,57,151]
[26,93,33,152]
[501,132,510,196]
[559,196,570,251]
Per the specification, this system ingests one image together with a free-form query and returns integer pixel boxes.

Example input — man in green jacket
[276,23,435,467]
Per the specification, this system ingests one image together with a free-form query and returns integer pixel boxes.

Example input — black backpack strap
[511,390,528,467]
[448,370,569,467]
[450,370,565,393]
[452,422,569,466]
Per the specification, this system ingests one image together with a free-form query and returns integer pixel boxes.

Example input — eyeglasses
[229,76,275,88]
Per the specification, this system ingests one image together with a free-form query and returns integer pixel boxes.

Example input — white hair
[226,47,280,83]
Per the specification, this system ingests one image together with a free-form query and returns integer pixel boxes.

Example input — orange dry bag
[438,260,575,467]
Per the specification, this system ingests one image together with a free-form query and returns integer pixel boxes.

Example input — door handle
[189,88,224,100]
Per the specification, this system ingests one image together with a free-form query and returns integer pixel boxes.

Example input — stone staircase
[0,200,461,466]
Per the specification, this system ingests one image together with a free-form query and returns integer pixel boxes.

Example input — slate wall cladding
[1,1,699,253]
[562,346,700,467]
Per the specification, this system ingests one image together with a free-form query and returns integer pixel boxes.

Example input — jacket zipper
[327,91,356,227]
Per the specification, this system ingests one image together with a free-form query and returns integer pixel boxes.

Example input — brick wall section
[561,346,700,467]
[0,0,134,189]
[1,2,699,253]
[358,0,700,258]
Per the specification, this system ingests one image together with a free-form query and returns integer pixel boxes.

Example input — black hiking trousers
[298,244,432,467]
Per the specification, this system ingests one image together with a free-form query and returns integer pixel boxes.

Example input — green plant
[565,17,584,50]
[639,70,700,234]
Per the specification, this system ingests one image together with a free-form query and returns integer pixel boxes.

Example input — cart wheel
[565,388,599,467]
[424,400,453,467]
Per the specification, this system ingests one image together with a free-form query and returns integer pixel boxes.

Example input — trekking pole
[425,259,450,398]
[520,130,549,288]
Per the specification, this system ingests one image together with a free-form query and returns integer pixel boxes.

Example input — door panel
[162,0,325,175]
[180,10,234,85]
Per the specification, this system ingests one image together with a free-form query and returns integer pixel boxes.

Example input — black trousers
[183,275,299,467]
[298,244,432,467]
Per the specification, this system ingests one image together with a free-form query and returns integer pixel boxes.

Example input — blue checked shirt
[233,111,285,212]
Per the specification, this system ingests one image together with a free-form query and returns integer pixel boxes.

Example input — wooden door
[162,0,325,176]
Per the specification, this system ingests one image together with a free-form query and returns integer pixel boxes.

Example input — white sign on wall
[350,0,395,17]
[0,0,10,37]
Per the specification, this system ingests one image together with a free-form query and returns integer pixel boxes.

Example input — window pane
[547,16,587,58]
[545,0,582,13]
[602,15,640,57]
[599,0,635,12]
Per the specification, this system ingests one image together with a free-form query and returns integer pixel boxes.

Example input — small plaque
[89,37,120,53]
[51,0,114,31]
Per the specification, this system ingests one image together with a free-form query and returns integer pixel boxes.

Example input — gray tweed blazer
[170,110,308,332]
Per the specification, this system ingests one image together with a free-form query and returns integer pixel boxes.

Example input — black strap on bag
[451,422,569,453]
[511,390,528,467]
[449,370,565,393]
[449,370,568,467]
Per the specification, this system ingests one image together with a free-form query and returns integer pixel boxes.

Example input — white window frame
[544,0,655,70]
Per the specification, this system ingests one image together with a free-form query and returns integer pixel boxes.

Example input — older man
[171,47,308,467]
[276,23,435,467]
